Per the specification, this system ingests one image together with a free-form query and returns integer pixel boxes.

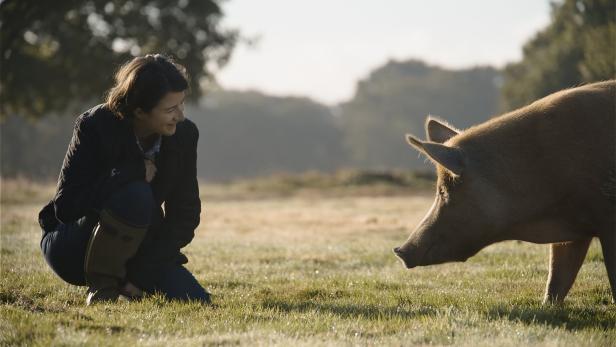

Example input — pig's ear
[405,135,464,175]
[425,117,459,143]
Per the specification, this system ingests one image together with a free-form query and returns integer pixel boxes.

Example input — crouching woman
[38,54,210,305]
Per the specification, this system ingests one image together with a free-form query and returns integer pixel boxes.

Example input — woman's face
[134,91,186,137]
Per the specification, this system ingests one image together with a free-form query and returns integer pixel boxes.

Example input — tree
[501,0,615,110]
[0,0,238,119]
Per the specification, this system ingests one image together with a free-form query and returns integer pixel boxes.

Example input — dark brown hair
[105,54,189,119]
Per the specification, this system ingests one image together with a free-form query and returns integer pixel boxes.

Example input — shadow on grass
[486,304,616,330]
[261,298,437,320]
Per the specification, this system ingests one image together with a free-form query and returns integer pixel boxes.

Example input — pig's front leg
[544,238,592,304]
[599,232,616,304]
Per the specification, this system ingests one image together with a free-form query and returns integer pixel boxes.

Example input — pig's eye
[438,186,449,199]
[438,187,447,198]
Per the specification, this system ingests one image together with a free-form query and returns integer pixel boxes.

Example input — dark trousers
[40,182,209,303]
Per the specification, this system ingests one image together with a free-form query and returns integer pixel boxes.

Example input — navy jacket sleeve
[53,114,146,224]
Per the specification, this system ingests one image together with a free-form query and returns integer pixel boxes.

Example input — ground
[1,177,614,346]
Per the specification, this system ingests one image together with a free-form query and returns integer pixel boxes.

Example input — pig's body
[395,80,615,303]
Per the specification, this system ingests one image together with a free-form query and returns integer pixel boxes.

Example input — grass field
[1,177,615,346]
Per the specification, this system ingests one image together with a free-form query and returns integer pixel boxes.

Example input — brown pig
[393,80,616,304]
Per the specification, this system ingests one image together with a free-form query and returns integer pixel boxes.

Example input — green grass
[1,178,614,346]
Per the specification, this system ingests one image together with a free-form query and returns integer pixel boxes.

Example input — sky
[216,0,552,106]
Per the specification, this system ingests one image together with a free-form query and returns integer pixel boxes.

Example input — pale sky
[216,0,552,105]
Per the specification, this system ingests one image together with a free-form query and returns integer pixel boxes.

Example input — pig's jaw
[393,243,474,268]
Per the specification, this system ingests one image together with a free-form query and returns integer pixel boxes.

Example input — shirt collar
[136,135,162,160]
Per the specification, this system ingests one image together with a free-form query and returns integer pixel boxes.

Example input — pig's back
[456,80,615,229]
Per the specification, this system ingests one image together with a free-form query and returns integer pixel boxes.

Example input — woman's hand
[145,159,157,182]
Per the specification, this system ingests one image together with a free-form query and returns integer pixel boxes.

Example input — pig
[393,80,615,304]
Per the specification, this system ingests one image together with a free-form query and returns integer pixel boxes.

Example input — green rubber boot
[84,209,147,305]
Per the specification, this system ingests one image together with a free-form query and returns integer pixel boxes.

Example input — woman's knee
[103,181,155,226]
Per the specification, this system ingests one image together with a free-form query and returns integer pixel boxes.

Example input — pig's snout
[393,246,417,269]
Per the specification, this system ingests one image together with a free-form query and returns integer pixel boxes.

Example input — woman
[38,54,210,305]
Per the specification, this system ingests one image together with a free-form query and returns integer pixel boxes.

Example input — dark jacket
[38,104,201,289]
